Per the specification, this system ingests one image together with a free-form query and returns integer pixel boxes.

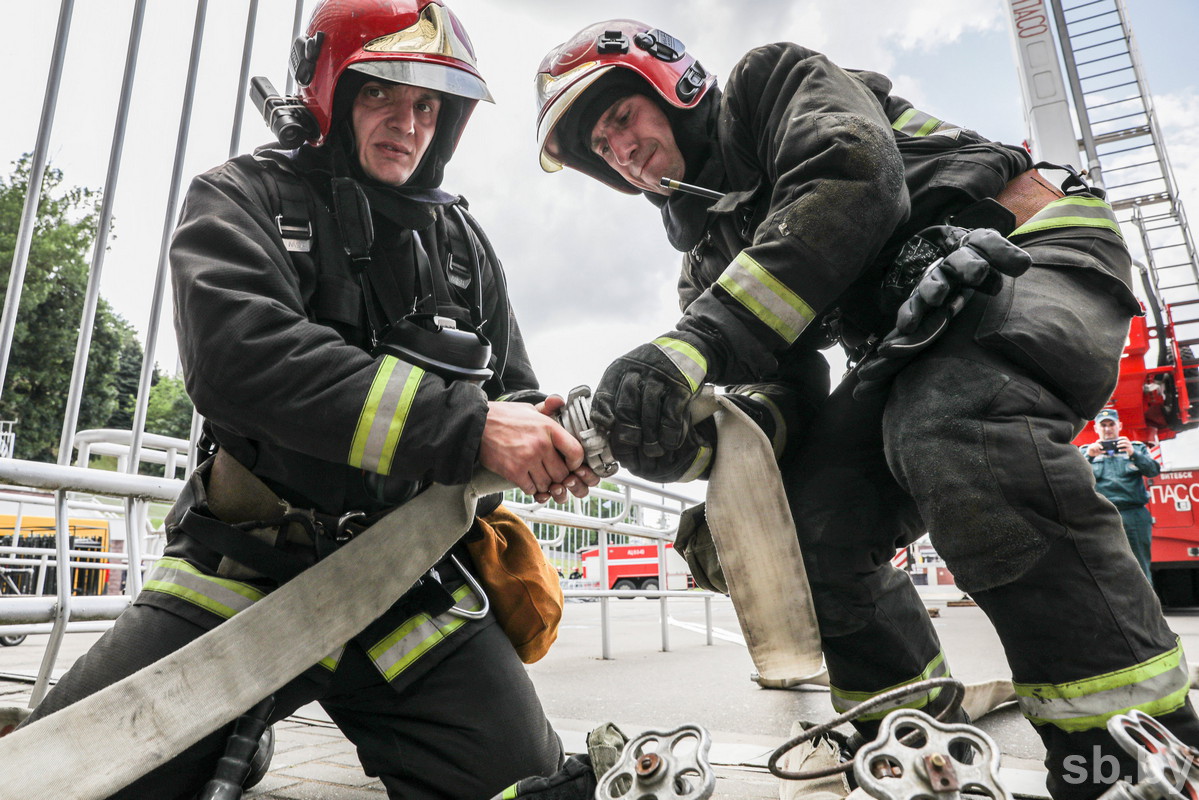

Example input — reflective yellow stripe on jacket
[368,583,481,682]
[142,557,345,671]
[349,355,425,476]
[830,650,950,722]
[1015,641,1190,733]
[717,252,816,345]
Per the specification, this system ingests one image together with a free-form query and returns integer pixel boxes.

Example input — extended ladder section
[1051,0,1199,352]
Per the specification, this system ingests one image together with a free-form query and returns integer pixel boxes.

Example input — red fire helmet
[295,0,492,145]
[535,20,716,179]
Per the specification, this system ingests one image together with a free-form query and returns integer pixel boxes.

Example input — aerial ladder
[1006,0,1199,443]
[1006,0,1199,602]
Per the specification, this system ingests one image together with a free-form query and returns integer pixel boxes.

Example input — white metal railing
[73,430,191,480]
[0,453,183,703]
[0,449,712,695]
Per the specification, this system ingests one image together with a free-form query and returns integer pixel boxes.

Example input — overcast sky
[5,0,1199,463]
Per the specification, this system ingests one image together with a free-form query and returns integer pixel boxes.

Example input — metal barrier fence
[0,0,720,710]
[506,476,715,659]
[0,432,713,704]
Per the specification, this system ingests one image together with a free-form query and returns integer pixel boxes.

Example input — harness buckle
[444,554,490,620]
[275,215,312,252]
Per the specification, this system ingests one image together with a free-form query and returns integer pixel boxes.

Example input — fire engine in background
[1005,1,1199,605]
[578,543,693,592]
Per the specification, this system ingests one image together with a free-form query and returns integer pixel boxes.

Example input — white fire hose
[557,385,825,685]
[0,385,818,797]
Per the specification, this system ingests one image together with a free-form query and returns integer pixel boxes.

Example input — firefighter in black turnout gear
[535,20,1199,799]
[20,2,599,798]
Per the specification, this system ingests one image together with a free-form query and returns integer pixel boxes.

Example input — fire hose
[0,465,507,799]
[557,385,825,685]
[0,383,821,798]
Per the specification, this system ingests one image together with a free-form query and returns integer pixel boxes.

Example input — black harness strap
[177,509,313,585]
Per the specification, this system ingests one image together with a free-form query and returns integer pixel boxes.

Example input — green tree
[0,155,137,462]
[145,372,194,440]
[105,334,145,432]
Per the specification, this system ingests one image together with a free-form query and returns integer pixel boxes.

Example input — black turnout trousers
[783,235,1199,799]
[21,603,561,800]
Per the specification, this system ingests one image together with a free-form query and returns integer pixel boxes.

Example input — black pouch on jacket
[972,237,1135,419]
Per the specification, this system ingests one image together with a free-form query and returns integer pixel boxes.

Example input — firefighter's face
[352,81,441,186]
[589,94,685,195]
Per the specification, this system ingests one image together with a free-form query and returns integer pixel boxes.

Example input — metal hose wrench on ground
[1100,709,1199,800]
[596,724,716,800]
[853,708,1010,800]
[768,677,967,781]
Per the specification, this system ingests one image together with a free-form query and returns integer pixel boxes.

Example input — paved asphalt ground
[5,587,1199,798]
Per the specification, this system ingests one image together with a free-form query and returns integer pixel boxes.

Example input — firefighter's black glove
[854,227,1031,399]
[592,331,712,483]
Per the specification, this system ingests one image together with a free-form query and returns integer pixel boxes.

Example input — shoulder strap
[446,202,510,381]
[250,152,315,254]
[251,154,363,331]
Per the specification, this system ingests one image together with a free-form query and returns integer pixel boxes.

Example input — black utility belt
[175,504,388,585]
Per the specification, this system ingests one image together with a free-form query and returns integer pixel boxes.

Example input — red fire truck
[578,542,692,592]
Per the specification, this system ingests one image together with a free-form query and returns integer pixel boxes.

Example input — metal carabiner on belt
[445,554,490,620]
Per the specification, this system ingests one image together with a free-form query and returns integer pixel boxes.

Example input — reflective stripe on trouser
[142,556,343,672]
[348,356,426,475]
[830,650,951,722]
[716,251,816,344]
[1010,195,1123,240]
[367,583,481,682]
[1014,640,1190,733]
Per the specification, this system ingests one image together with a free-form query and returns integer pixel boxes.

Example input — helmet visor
[349,60,493,103]
[536,64,615,172]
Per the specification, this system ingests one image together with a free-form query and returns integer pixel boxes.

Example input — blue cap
[1095,409,1119,423]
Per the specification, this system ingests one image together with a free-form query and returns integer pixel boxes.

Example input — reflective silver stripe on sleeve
[652,337,708,392]
[349,356,425,475]
[716,252,815,344]
[891,108,942,137]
